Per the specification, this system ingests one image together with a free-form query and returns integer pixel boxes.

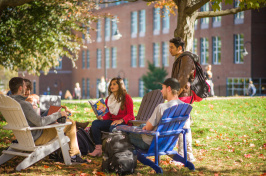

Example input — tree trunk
[174,0,198,51]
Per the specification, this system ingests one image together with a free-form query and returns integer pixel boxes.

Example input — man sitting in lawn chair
[127,78,195,162]
[8,77,87,163]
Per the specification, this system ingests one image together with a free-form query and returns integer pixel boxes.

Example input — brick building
[22,1,266,98]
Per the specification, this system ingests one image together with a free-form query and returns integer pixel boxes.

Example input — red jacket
[102,94,135,124]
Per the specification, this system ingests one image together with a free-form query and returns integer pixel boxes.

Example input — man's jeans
[128,124,150,150]
[90,119,125,145]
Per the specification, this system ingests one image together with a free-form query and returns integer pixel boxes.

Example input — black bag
[102,131,137,175]
[77,128,95,155]
[175,51,210,100]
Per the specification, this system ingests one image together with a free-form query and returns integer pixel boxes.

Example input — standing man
[9,77,87,163]
[169,37,196,162]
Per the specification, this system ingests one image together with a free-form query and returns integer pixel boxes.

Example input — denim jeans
[90,119,125,145]
[128,124,150,150]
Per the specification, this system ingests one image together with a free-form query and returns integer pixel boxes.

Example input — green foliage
[142,61,168,93]
[0,0,99,75]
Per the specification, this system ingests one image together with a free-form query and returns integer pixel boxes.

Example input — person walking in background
[74,82,81,100]
[89,77,135,157]
[247,81,256,96]
[204,65,215,97]
[98,76,106,98]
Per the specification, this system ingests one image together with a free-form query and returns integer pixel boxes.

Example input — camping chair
[0,94,72,171]
[129,89,164,126]
[117,103,195,173]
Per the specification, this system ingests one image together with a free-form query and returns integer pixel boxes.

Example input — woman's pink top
[102,94,135,124]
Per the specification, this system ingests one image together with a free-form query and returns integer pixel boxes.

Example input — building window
[139,10,146,37]
[200,38,209,65]
[200,3,209,29]
[55,57,62,69]
[87,50,90,69]
[234,0,244,24]
[212,3,222,28]
[105,47,110,69]
[153,8,160,35]
[153,43,160,67]
[112,16,118,40]
[86,78,90,99]
[212,36,221,64]
[234,34,244,64]
[139,44,145,67]
[139,79,144,97]
[105,18,110,41]
[131,45,137,67]
[96,79,100,98]
[123,78,129,91]
[131,11,138,38]
[162,7,170,34]
[82,33,85,44]
[33,81,36,94]
[96,20,101,42]
[194,19,198,30]
[82,78,85,99]
[97,49,102,69]
[162,42,169,67]
[111,47,117,68]
[227,78,250,96]
[82,51,85,69]
[192,38,198,54]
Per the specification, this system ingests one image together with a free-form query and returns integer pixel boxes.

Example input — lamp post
[104,25,122,97]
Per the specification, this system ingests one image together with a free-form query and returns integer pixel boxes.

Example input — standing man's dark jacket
[171,51,196,98]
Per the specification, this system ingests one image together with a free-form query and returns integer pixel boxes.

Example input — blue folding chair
[116,103,195,173]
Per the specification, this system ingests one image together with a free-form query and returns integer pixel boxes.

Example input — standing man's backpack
[77,128,95,155]
[101,131,137,175]
[177,51,210,102]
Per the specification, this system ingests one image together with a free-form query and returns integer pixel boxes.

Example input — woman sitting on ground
[89,77,135,157]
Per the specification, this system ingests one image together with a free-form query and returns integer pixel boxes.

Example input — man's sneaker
[71,155,87,163]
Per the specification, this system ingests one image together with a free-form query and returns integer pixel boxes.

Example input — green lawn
[0,97,265,175]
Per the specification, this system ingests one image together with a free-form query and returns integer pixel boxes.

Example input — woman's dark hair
[108,77,127,110]
[169,37,185,51]
[9,77,24,94]
[24,78,32,91]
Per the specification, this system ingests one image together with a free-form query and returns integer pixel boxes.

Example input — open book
[88,98,109,116]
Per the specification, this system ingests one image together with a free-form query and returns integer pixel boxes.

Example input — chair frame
[117,104,195,173]
[0,94,72,171]
[129,89,164,126]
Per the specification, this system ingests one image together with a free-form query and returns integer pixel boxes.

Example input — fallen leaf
[244,154,251,158]
[44,165,49,169]
[56,165,62,169]
[250,143,255,147]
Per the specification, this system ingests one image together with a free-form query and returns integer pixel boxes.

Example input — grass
[0,97,265,175]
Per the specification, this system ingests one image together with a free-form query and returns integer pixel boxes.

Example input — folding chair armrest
[116,125,158,136]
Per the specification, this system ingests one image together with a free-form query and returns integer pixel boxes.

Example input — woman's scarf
[107,94,121,115]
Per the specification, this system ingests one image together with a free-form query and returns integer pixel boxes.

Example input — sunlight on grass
[0,97,265,175]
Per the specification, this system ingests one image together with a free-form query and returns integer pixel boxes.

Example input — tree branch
[186,0,209,15]
[196,5,253,19]
[0,0,34,10]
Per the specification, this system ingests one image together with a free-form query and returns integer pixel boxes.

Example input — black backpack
[77,128,95,155]
[101,131,137,175]
[173,51,210,101]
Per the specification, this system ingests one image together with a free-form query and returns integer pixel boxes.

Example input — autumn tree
[0,0,99,75]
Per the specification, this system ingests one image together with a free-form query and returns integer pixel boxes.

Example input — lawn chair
[116,103,195,173]
[0,94,72,171]
[129,89,164,126]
